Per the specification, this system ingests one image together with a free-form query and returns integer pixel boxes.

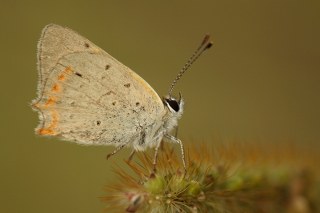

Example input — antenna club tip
[206,42,213,49]
[169,34,212,94]
[202,34,211,45]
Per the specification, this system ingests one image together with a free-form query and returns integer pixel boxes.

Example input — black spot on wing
[75,72,83,77]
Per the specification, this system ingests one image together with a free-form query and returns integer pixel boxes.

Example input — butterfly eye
[165,98,180,112]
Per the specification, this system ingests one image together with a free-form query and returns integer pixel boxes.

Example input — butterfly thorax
[131,96,184,151]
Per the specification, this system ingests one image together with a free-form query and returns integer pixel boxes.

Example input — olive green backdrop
[1,1,319,212]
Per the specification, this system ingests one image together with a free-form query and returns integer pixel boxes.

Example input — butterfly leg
[106,144,127,160]
[127,150,136,163]
[164,134,187,173]
[152,140,163,174]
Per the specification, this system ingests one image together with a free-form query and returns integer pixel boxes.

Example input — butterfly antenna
[168,34,213,97]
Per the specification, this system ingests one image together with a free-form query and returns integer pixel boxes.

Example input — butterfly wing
[32,24,165,146]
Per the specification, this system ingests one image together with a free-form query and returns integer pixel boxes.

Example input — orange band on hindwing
[51,83,60,92]
[38,110,59,135]
[37,67,73,136]
[44,97,56,107]
[58,66,73,81]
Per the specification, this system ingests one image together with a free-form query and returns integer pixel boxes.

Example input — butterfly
[31,24,212,172]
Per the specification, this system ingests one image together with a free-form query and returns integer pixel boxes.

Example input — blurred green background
[1,0,319,212]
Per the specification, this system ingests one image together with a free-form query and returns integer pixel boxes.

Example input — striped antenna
[168,35,213,97]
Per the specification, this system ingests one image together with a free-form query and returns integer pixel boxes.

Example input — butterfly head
[163,93,184,117]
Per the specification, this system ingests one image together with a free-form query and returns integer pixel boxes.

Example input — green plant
[102,141,319,213]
